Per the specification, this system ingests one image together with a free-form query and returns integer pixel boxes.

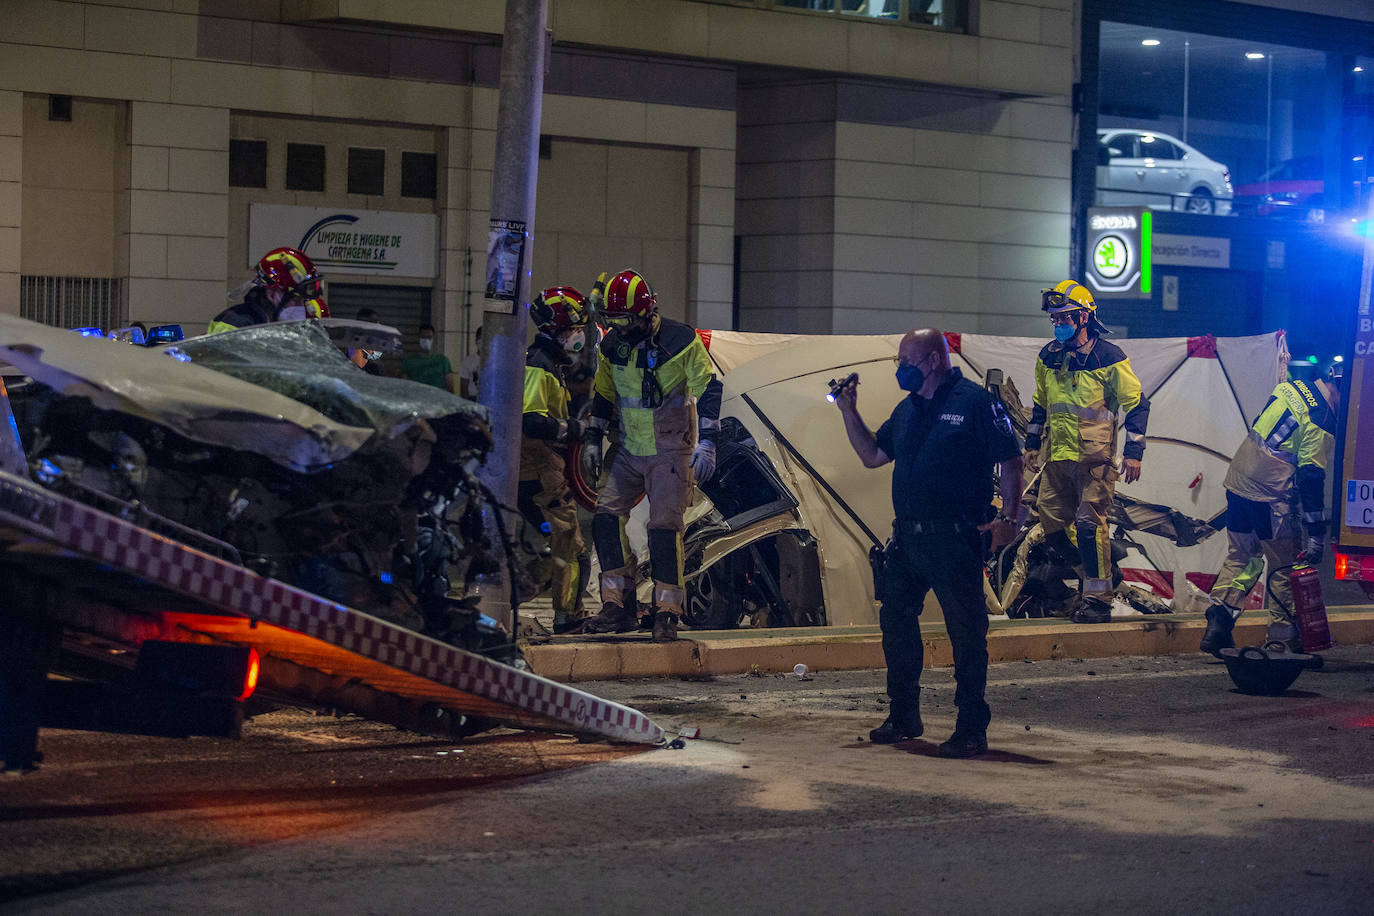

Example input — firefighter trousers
[1209,490,1298,627]
[517,465,588,620]
[593,446,693,617]
[1037,459,1117,598]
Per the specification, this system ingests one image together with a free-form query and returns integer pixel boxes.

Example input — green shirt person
[403,324,455,393]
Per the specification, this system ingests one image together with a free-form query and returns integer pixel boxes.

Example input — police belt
[893,519,980,536]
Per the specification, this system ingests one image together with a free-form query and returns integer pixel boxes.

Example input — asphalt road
[3,648,1373,914]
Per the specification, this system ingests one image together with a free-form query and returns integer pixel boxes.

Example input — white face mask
[278,304,307,321]
[561,329,586,353]
[418,337,433,352]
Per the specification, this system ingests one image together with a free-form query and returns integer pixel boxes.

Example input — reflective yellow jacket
[1025,336,1150,465]
[590,317,722,457]
[520,336,574,480]
[1224,378,1336,532]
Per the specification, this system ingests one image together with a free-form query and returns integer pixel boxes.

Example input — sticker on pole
[484,219,527,313]
[1345,479,1374,529]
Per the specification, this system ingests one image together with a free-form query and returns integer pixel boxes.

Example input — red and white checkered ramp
[0,472,663,745]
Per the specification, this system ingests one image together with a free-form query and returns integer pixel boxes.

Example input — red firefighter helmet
[304,297,330,319]
[256,247,323,301]
[530,286,589,333]
[601,269,657,318]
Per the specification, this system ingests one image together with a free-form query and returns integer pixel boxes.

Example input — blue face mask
[895,362,925,392]
[1054,322,1076,343]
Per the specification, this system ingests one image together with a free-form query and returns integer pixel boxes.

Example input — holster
[869,541,888,602]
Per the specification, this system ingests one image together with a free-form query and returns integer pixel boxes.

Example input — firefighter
[1199,369,1340,655]
[1023,280,1150,624]
[209,247,325,334]
[579,269,723,642]
[520,287,594,634]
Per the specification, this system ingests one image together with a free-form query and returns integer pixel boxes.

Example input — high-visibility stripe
[1249,429,1297,464]
[1047,402,1114,423]
[1265,412,1298,450]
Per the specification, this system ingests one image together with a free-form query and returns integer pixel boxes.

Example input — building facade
[2,0,1369,361]
[0,0,1075,359]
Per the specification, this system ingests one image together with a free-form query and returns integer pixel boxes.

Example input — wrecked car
[0,314,516,660]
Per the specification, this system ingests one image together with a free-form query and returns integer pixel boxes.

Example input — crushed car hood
[0,313,410,473]
[176,320,485,439]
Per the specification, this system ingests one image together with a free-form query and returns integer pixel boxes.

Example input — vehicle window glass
[1138,135,1177,160]
[1106,134,1137,159]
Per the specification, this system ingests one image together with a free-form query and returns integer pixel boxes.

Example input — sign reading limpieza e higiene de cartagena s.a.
[249,204,437,277]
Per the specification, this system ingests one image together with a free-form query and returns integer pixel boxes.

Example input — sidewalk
[521,606,1374,682]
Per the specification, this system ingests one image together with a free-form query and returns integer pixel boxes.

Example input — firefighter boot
[1199,602,1239,657]
[580,601,637,634]
[1070,595,1112,624]
[651,611,679,642]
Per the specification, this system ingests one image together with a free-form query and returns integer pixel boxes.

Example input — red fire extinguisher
[1290,563,1334,652]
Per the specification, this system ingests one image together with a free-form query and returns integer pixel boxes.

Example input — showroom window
[1096,23,1373,222]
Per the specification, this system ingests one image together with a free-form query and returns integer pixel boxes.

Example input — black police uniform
[874,367,1021,737]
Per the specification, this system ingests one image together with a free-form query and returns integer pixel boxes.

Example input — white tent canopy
[701,328,1289,626]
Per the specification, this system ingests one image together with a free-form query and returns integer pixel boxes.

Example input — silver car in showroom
[1097,128,1233,215]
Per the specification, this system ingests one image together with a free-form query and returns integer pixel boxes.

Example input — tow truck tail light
[1333,551,1374,582]
[135,640,260,700]
[239,647,261,701]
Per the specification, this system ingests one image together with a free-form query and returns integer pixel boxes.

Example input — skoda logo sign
[1093,234,1129,280]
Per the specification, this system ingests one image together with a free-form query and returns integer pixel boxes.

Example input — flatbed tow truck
[0,366,661,774]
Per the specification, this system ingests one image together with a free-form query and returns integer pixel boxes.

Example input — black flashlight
[826,372,859,403]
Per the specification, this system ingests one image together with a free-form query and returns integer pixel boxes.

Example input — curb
[522,607,1374,683]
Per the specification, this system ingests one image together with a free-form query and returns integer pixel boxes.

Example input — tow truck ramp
[0,468,663,768]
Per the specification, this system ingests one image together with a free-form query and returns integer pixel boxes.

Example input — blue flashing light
[72,327,104,338]
[379,571,393,585]
[35,458,63,483]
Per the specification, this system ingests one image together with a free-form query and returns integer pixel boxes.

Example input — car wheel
[682,563,742,630]
[1184,189,1214,214]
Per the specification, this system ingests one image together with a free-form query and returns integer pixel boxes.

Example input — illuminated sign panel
[1085,207,1149,298]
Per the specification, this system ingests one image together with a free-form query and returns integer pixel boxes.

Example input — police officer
[519,287,593,634]
[1024,280,1149,624]
[1199,369,1341,655]
[579,269,723,642]
[835,328,1022,759]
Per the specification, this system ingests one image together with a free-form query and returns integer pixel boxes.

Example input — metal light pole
[476,0,548,631]
[1182,40,1191,143]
